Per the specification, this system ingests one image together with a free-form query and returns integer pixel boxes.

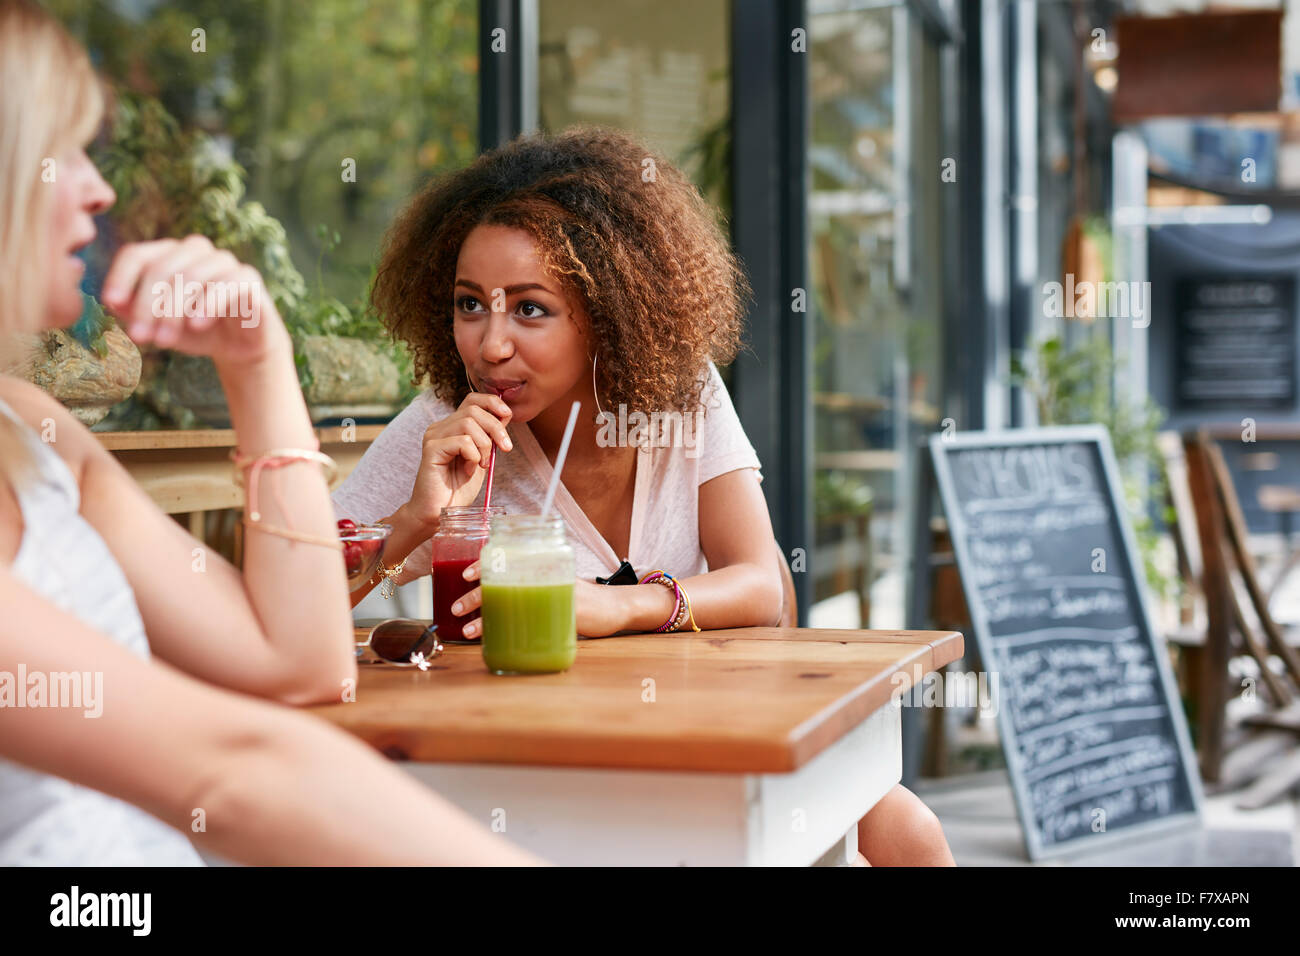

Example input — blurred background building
[45,0,1300,627]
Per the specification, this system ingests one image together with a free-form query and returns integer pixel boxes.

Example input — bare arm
[614,467,784,632]
[0,568,541,866]
[3,372,353,709]
[347,505,438,609]
[71,237,356,702]
[344,393,514,608]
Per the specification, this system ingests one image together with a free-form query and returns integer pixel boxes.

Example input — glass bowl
[339,523,393,592]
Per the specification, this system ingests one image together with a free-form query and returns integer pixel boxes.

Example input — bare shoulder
[0,376,67,420]
[0,376,100,476]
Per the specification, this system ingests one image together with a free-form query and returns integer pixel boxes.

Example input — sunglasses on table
[354,619,442,667]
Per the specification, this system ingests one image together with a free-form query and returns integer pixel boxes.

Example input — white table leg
[813,827,859,866]
[403,702,902,866]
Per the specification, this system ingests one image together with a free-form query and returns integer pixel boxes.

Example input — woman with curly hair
[338,126,781,633]
[334,127,955,865]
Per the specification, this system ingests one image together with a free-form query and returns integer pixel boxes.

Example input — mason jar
[479,514,576,674]
[431,505,504,643]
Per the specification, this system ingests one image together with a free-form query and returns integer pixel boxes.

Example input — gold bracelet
[242,518,343,550]
[374,557,408,600]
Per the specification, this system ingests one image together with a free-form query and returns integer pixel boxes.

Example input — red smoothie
[430,505,503,642]
[432,556,479,641]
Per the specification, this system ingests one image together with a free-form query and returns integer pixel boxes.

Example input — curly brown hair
[371,126,749,414]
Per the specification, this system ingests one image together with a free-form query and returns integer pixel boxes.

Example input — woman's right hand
[102,235,291,369]
[405,393,513,529]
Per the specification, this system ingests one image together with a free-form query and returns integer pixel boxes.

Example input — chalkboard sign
[1175,275,1297,411]
[929,426,1202,860]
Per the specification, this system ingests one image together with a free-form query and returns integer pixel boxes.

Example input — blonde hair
[0,0,105,485]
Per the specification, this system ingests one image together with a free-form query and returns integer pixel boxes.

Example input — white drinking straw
[541,400,581,518]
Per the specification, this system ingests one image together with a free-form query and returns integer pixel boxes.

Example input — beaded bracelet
[639,570,701,633]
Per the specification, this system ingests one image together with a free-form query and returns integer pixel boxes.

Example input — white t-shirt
[332,363,762,585]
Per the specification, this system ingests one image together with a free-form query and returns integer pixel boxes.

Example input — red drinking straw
[468,369,500,513]
[483,444,497,512]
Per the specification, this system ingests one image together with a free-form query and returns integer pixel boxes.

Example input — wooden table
[311,626,963,866]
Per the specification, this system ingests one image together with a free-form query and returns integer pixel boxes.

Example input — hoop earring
[592,353,607,421]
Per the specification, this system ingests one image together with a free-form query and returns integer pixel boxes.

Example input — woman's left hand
[452,565,627,639]
[573,579,628,638]
[447,560,485,641]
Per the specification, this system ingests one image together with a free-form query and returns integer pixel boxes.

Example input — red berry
[343,541,363,574]
[337,518,357,532]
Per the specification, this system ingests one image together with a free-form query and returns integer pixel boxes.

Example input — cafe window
[535,0,735,381]
[49,0,478,430]
[808,3,946,628]
[536,0,731,211]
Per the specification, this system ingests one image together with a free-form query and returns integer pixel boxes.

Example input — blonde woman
[0,0,537,866]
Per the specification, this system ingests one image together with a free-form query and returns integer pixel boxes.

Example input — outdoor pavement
[915,766,1299,866]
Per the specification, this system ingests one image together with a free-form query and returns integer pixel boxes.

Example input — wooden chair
[1196,434,1300,685]
[1257,483,1300,602]
[1158,432,1226,754]
[1157,432,1204,630]
[1180,430,1300,786]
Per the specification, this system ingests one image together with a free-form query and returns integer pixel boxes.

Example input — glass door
[808,1,946,628]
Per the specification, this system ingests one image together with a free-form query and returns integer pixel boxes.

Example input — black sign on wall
[1175,276,1297,411]
[929,426,1202,860]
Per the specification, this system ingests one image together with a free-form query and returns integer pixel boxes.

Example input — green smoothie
[481,582,576,674]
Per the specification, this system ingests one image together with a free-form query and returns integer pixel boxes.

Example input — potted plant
[1010,333,1174,599]
[5,294,140,426]
[81,90,413,429]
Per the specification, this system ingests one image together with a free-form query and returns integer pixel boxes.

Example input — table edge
[315,630,965,774]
